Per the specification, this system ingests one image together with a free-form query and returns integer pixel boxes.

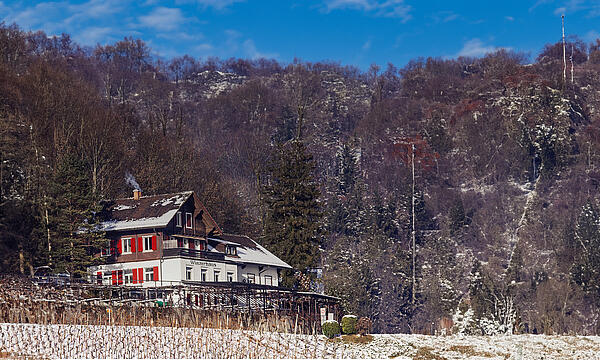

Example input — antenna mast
[562,14,566,83]
[571,44,574,84]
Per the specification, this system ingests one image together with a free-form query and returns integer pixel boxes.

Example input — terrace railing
[162,239,224,261]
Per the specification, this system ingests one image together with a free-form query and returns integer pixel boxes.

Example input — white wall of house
[89,259,280,287]
[239,264,279,286]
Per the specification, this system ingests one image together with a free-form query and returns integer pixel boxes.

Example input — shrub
[356,317,372,336]
[341,315,358,335]
[322,320,341,339]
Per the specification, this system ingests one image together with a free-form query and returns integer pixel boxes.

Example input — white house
[88,190,291,288]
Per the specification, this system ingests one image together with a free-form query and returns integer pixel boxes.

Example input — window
[227,272,234,282]
[143,236,153,252]
[247,273,255,284]
[225,246,237,256]
[198,241,206,251]
[145,267,154,281]
[264,275,273,286]
[185,213,193,229]
[176,212,182,227]
[121,237,132,254]
[214,270,220,282]
[201,269,207,282]
[103,273,112,285]
[186,267,192,281]
[124,270,133,285]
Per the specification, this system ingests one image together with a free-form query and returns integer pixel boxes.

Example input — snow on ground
[2,323,600,359]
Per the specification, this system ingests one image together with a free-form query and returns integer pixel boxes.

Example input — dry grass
[413,346,447,360]
[328,334,374,345]
[448,345,494,357]
[342,334,374,344]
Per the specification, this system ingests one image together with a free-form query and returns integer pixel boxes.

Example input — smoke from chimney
[125,171,141,191]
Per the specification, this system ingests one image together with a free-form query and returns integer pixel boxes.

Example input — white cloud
[529,0,553,12]
[585,30,600,42]
[175,0,245,10]
[552,0,600,17]
[139,7,188,31]
[194,43,213,52]
[362,39,372,50]
[505,16,515,21]
[554,6,566,15]
[242,39,278,59]
[8,2,62,31]
[156,31,204,42]
[73,26,114,45]
[323,0,412,22]
[453,38,509,58]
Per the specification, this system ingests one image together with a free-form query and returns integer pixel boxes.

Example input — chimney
[133,189,142,200]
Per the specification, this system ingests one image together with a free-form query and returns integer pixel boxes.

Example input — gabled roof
[99,191,193,232]
[212,234,292,269]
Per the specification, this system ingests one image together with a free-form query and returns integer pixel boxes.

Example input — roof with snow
[98,191,193,232]
[212,234,292,269]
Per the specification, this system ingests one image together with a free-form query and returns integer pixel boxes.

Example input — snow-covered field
[1,323,600,359]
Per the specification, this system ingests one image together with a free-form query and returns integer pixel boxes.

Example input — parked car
[32,267,71,286]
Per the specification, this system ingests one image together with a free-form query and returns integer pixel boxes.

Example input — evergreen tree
[327,140,366,237]
[570,202,600,301]
[448,197,468,235]
[47,153,105,277]
[324,235,380,319]
[261,140,323,287]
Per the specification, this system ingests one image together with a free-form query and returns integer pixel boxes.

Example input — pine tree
[261,140,323,287]
[47,153,105,277]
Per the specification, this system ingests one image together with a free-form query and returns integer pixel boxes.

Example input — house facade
[88,190,291,288]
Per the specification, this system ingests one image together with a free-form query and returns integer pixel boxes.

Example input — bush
[322,320,341,339]
[356,317,372,336]
[341,315,358,335]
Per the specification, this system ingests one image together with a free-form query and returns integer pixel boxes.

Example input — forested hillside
[2,22,600,334]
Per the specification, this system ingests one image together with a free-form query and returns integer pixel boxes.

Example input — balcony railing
[163,239,224,261]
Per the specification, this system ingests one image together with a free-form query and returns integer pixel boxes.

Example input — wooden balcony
[163,239,224,261]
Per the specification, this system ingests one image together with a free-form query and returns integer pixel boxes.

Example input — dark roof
[219,234,258,248]
[98,191,193,232]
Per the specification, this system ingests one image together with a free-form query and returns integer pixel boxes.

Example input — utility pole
[393,136,439,305]
[411,143,416,305]
[562,14,567,84]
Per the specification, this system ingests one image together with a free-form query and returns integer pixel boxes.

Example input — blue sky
[1,0,599,69]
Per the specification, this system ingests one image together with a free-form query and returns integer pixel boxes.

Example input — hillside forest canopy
[3,23,600,334]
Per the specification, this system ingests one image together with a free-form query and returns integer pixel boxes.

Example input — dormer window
[185,213,193,229]
[225,245,237,256]
[176,212,182,227]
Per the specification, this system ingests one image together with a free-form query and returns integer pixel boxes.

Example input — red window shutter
[138,268,144,283]
[131,237,136,253]
[153,266,159,281]
[189,240,195,250]
[111,271,117,285]
[118,270,123,285]
[152,235,157,251]
[138,237,143,252]
[132,268,137,284]
[96,271,102,285]
[117,239,122,255]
